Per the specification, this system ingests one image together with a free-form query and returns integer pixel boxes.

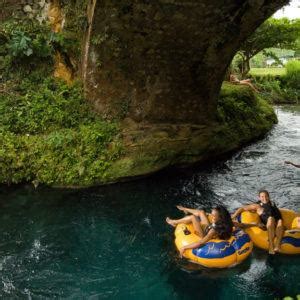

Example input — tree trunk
[242,54,251,78]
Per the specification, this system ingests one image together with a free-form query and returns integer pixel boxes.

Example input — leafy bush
[0,77,95,134]
[0,18,122,186]
[250,70,299,104]
[217,83,277,145]
[285,60,300,89]
[0,77,122,186]
[7,31,33,57]
[1,19,79,73]
[2,20,53,61]
[0,122,121,186]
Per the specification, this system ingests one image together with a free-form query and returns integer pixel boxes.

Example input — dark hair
[258,190,270,201]
[213,205,233,240]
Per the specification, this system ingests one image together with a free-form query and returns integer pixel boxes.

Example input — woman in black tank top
[232,190,284,254]
[166,205,233,257]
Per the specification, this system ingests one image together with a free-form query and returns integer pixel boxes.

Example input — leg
[166,215,194,227]
[166,214,205,237]
[266,217,275,254]
[191,215,205,238]
[197,209,210,226]
[274,219,284,252]
[240,79,251,83]
[239,81,259,92]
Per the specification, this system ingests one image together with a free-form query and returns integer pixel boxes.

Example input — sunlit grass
[249,68,286,76]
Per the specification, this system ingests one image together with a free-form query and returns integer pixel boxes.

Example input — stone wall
[85,0,288,124]
[0,0,49,22]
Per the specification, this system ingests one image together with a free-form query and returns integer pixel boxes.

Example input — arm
[179,229,215,257]
[286,229,300,233]
[231,204,259,219]
[233,221,266,230]
[285,161,300,168]
[177,205,202,216]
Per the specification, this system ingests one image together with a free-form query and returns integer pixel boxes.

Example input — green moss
[0,77,122,186]
[60,0,89,33]
[0,18,122,187]
[212,82,277,153]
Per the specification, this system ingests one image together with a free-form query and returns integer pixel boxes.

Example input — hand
[179,247,186,258]
[257,223,266,230]
[233,221,239,227]
[231,214,236,220]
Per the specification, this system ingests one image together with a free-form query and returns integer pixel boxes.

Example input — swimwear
[258,201,282,225]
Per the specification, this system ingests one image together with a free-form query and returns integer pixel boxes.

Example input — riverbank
[0,73,277,187]
[249,62,300,104]
[105,83,277,184]
[0,20,277,187]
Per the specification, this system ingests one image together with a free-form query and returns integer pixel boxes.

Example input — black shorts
[260,213,281,225]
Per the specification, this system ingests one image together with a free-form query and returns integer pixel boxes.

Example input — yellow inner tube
[240,209,300,254]
[174,223,253,268]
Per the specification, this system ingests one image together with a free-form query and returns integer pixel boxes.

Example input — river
[0,105,299,299]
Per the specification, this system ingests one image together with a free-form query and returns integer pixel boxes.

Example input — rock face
[86,0,288,124]
[1,0,49,22]
[0,1,285,185]
[104,84,278,183]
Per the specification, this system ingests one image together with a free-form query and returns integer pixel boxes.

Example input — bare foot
[274,246,281,253]
[166,217,176,227]
[176,205,187,213]
[269,248,275,255]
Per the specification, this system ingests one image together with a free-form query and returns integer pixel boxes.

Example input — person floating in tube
[232,190,283,254]
[166,205,233,257]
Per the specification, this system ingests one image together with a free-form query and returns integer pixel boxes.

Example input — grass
[249,68,286,76]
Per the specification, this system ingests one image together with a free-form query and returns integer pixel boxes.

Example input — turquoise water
[0,106,299,299]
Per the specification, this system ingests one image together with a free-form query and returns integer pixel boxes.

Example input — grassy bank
[0,19,277,187]
[0,20,122,186]
[0,76,276,187]
[250,67,286,77]
[0,75,122,186]
[249,62,300,104]
[214,82,277,151]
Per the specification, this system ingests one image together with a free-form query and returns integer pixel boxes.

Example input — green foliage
[235,18,300,76]
[1,19,79,72]
[0,77,122,186]
[242,18,300,58]
[2,20,53,61]
[0,122,121,186]
[7,31,33,57]
[60,0,89,33]
[216,83,277,148]
[250,49,295,68]
[285,60,300,89]
[0,77,95,134]
[249,67,286,77]
[282,295,300,300]
[249,63,300,104]
[0,16,122,186]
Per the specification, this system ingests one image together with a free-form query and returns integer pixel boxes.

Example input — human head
[211,205,233,239]
[259,190,270,204]
[211,205,232,223]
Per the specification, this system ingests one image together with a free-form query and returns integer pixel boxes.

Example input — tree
[237,18,300,77]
